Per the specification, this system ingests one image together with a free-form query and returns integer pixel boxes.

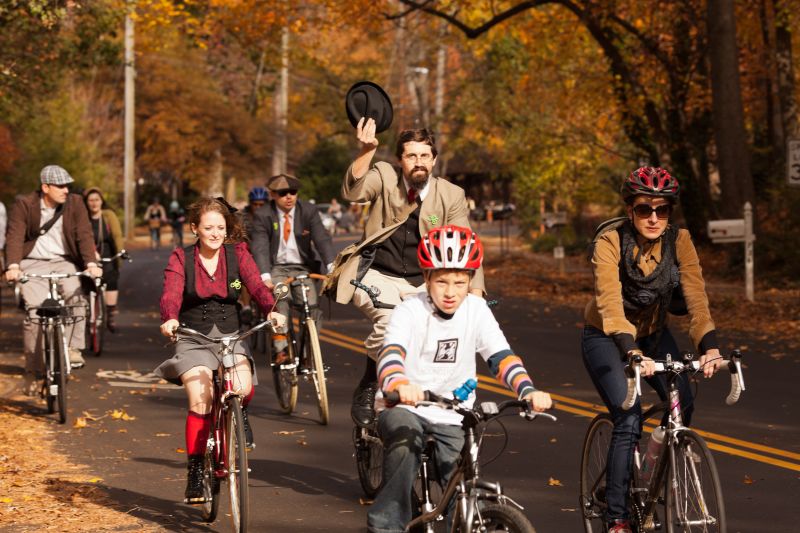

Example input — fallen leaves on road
[548,477,564,487]
[110,408,136,421]
[743,474,755,484]
[275,429,305,436]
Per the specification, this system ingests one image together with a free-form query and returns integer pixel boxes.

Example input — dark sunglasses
[632,204,672,219]
[277,189,298,197]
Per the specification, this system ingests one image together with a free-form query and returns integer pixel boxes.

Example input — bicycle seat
[34,298,64,318]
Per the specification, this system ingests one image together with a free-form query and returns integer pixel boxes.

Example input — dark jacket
[250,199,335,275]
[5,191,97,269]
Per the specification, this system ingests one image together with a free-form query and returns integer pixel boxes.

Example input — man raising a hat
[4,165,103,393]
[328,118,485,428]
[250,173,335,363]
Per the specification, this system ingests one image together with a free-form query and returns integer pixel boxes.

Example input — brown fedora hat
[345,81,394,133]
[267,173,301,191]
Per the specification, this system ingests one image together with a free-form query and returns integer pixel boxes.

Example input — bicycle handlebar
[175,318,276,345]
[384,390,557,422]
[282,273,328,284]
[19,271,100,287]
[99,249,132,264]
[621,350,745,410]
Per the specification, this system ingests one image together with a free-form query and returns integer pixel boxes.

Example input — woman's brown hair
[187,197,247,243]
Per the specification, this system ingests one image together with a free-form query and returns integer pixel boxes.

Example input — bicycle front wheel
[579,413,613,533]
[90,290,106,356]
[44,324,56,414]
[54,324,68,424]
[305,319,329,425]
[226,396,249,532]
[454,502,536,533]
[665,430,725,533]
[354,426,383,498]
[272,335,298,414]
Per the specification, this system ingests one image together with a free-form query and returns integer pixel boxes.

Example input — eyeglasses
[632,204,672,219]
[277,189,298,197]
[402,153,433,163]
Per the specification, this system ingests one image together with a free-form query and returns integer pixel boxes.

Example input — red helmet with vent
[621,167,680,203]
[418,225,483,271]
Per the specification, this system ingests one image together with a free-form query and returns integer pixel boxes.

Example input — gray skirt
[154,324,258,386]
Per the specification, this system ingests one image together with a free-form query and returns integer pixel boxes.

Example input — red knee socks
[242,387,254,408]
[185,411,212,455]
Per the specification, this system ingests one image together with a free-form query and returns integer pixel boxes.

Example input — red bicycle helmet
[418,225,483,271]
[621,167,680,203]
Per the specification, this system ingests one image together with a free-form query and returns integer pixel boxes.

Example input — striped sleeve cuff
[377,343,409,393]
[494,354,535,398]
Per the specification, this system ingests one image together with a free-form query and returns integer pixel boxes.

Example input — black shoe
[351,382,377,428]
[184,454,206,504]
[241,407,254,450]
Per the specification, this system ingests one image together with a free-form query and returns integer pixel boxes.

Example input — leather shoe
[351,383,377,428]
[69,348,85,369]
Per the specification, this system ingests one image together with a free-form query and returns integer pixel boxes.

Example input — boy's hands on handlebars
[698,349,724,378]
[395,383,425,405]
[160,319,180,338]
[522,390,553,412]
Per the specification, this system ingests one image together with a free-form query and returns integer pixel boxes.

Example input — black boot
[184,454,206,503]
[351,382,377,428]
[241,407,254,450]
[106,305,117,333]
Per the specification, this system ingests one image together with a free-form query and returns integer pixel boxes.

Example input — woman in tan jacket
[582,167,725,533]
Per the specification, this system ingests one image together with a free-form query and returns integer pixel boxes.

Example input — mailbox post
[708,202,755,302]
[544,212,567,274]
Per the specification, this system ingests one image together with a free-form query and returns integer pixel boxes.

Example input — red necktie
[283,213,291,243]
[407,188,416,204]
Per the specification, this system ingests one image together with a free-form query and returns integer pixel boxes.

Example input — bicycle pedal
[183,496,211,505]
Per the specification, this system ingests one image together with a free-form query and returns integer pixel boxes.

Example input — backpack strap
[224,243,240,300]
[38,203,65,236]
[587,216,629,262]
[183,245,196,298]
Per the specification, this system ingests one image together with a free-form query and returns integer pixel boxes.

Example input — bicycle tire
[272,331,298,414]
[200,431,221,523]
[453,502,536,533]
[305,319,329,425]
[94,290,106,356]
[55,324,68,424]
[579,413,613,533]
[354,426,383,498]
[44,324,56,414]
[226,396,249,533]
[665,430,726,533]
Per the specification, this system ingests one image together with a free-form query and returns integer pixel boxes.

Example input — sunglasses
[276,189,298,197]
[632,204,672,219]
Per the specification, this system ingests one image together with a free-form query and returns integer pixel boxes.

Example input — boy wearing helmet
[367,225,551,533]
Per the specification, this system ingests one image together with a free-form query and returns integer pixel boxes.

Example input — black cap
[345,81,394,133]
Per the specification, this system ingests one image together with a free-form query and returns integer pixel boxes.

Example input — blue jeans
[367,408,464,533]
[581,325,694,522]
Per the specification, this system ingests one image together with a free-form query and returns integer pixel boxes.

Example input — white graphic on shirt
[434,338,459,363]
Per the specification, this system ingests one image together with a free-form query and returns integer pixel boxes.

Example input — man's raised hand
[356,117,379,152]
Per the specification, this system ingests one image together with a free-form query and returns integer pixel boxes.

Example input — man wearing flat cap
[4,165,103,393]
[250,173,335,363]
[327,117,485,428]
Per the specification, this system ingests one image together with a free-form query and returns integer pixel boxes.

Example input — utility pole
[272,23,289,176]
[123,1,136,240]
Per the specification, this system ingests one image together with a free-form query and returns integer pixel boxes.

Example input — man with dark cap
[250,173,335,363]
[326,117,485,428]
[4,165,102,393]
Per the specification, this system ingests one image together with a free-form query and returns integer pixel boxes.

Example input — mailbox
[708,219,745,243]
[543,212,567,228]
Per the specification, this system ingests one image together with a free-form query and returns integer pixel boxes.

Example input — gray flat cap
[267,173,301,191]
[40,165,74,185]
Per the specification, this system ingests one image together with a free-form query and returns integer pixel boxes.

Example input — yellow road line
[315,326,800,471]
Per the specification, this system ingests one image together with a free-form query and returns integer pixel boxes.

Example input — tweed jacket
[329,161,485,304]
[5,191,96,269]
[250,198,336,275]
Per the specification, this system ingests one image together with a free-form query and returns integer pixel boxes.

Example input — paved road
[3,245,798,532]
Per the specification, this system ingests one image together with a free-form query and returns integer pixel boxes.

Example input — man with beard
[328,117,485,427]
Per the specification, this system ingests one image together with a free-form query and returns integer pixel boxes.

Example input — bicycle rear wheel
[200,432,221,523]
[453,502,536,533]
[272,334,298,414]
[54,324,68,424]
[579,413,613,533]
[354,426,383,498]
[665,430,725,533]
[226,396,249,532]
[305,319,329,425]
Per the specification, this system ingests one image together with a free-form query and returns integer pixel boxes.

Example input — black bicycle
[86,250,131,357]
[579,350,745,533]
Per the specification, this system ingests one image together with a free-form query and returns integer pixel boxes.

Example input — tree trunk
[271,24,289,176]
[707,0,754,216]
[775,0,798,138]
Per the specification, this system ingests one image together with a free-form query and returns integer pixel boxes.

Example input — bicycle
[579,350,745,533]
[173,317,277,533]
[18,271,97,424]
[270,273,330,425]
[384,388,556,533]
[85,250,132,357]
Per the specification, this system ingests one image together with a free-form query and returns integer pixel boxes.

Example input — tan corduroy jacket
[327,161,485,304]
[585,227,716,353]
